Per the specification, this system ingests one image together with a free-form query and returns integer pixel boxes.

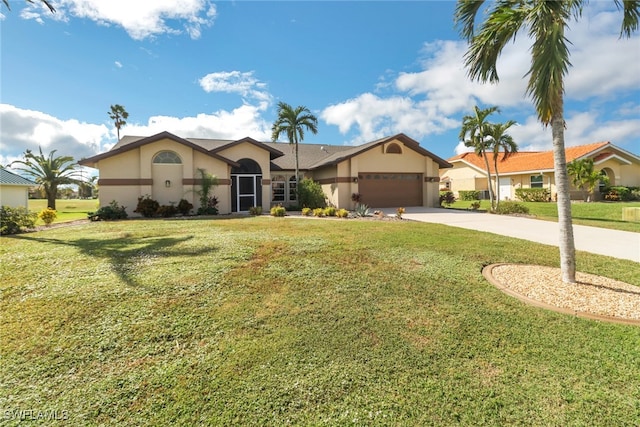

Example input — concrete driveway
[385,207,640,263]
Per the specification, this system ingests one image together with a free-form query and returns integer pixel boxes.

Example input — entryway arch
[231,158,262,212]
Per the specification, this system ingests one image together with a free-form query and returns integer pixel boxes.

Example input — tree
[11,147,80,210]
[567,158,608,202]
[109,104,129,141]
[271,102,318,199]
[1,0,55,13]
[454,0,639,283]
[486,120,518,207]
[459,105,499,209]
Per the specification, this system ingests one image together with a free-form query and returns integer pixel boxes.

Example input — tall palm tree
[2,0,55,13]
[486,120,518,207]
[455,0,639,283]
[11,147,80,210]
[459,105,499,209]
[271,102,318,200]
[108,104,129,141]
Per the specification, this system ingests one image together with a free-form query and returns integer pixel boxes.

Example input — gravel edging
[483,263,640,326]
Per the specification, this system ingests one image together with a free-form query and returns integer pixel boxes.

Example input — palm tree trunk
[494,157,501,208]
[46,186,57,210]
[294,140,300,202]
[551,110,576,283]
[481,150,495,209]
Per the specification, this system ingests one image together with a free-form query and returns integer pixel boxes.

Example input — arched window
[385,143,402,154]
[289,176,298,202]
[272,175,285,202]
[153,151,182,164]
[232,158,261,174]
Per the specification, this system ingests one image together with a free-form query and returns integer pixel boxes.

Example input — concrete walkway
[384,207,640,263]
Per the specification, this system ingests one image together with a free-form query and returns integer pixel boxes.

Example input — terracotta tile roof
[448,142,611,174]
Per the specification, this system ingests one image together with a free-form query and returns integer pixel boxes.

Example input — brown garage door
[357,173,423,208]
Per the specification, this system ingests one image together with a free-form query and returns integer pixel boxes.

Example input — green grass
[1,217,639,425]
[28,199,99,225]
[447,200,640,232]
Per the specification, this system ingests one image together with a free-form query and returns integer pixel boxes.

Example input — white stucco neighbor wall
[0,185,30,208]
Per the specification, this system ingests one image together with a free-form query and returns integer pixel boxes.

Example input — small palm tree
[454,0,639,283]
[567,158,608,202]
[11,147,80,210]
[108,104,129,141]
[459,105,499,209]
[486,120,518,207]
[271,102,318,199]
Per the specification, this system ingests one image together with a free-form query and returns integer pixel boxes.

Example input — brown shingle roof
[448,142,612,174]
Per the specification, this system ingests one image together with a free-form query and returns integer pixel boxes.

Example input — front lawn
[447,200,640,232]
[28,199,99,225]
[1,218,639,425]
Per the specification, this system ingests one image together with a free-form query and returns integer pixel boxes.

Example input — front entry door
[232,174,261,212]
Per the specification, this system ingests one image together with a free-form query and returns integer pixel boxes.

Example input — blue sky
[1,0,639,173]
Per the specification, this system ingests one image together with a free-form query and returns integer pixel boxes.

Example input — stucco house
[0,167,35,208]
[79,131,451,216]
[440,142,640,200]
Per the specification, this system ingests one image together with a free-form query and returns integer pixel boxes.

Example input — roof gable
[209,136,284,160]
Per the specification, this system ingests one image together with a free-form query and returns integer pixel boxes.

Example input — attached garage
[358,172,423,208]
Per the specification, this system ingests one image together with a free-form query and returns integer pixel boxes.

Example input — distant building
[0,167,35,208]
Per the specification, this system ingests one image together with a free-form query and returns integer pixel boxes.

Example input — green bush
[197,196,219,215]
[177,199,193,216]
[439,191,455,207]
[336,208,349,218]
[301,207,312,216]
[297,178,326,209]
[323,206,337,217]
[157,205,178,218]
[270,205,286,217]
[493,201,530,215]
[38,207,57,225]
[134,195,160,217]
[603,186,634,201]
[249,206,263,216]
[458,190,480,201]
[313,208,325,217]
[469,201,481,211]
[355,203,371,217]
[1,206,37,235]
[88,200,128,221]
[515,188,550,202]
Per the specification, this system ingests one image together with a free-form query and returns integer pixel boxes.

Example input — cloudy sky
[1,0,639,173]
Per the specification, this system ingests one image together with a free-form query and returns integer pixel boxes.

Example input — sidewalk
[389,207,640,263]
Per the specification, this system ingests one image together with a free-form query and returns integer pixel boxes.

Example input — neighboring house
[0,167,35,208]
[441,142,640,200]
[79,131,451,215]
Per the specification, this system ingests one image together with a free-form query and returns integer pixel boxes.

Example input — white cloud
[19,0,217,40]
[198,71,272,110]
[114,60,122,68]
[0,104,110,166]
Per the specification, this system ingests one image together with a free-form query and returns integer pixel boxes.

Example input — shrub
[249,206,263,216]
[493,201,530,215]
[351,193,361,203]
[88,200,128,221]
[603,186,633,202]
[301,207,312,216]
[336,208,349,218]
[298,178,326,209]
[355,203,371,217]
[439,191,455,207]
[157,204,178,218]
[396,207,405,219]
[134,195,160,217]
[469,201,481,211]
[1,206,37,235]
[38,207,57,226]
[515,188,550,202]
[458,190,480,201]
[177,199,193,216]
[313,208,325,217]
[197,196,219,215]
[270,205,286,217]
[323,206,337,217]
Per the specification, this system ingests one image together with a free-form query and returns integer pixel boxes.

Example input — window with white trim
[530,175,543,188]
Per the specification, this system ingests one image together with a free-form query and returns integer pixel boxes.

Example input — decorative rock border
[483,263,640,326]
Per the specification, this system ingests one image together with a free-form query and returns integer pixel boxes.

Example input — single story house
[440,142,640,200]
[79,131,451,216]
[0,167,35,208]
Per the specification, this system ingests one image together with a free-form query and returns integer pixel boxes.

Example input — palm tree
[2,0,55,13]
[486,120,518,207]
[454,0,639,283]
[108,104,129,141]
[567,158,608,202]
[271,102,318,200]
[11,147,80,210]
[459,105,499,209]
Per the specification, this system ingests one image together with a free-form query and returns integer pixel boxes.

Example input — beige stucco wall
[0,185,30,208]
[598,158,640,187]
